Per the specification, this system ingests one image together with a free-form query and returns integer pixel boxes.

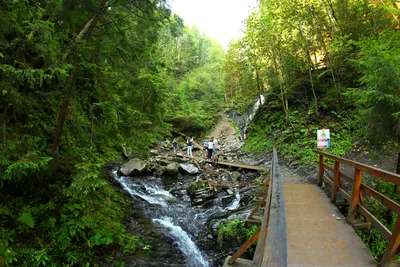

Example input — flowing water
[112,171,242,267]
[229,95,265,140]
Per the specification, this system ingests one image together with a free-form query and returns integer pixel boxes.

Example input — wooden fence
[224,148,287,266]
[315,150,400,267]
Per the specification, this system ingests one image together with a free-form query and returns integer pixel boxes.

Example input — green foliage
[347,30,400,144]
[218,219,258,253]
[355,179,399,260]
[159,19,226,135]
[0,0,207,266]
[17,211,35,229]
[2,154,52,183]
[243,103,359,165]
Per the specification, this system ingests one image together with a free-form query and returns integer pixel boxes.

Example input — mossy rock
[186,181,205,195]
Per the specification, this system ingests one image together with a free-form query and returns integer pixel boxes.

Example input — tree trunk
[253,51,263,103]
[52,0,109,174]
[394,151,400,194]
[294,7,318,118]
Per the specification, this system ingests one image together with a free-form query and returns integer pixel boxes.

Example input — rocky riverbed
[109,113,317,267]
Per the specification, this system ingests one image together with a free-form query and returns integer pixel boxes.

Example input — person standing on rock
[207,138,214,160]
[203,141,208,158]
[173,138,178,153]
[213,137,219,161]
[186,136,193,157]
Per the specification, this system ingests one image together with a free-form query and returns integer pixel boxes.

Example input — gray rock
[224,142,243,152]
[227,189,234,195]
[150,149,159,155]
[163,162,180,176]
[118,158,147,176]
[156,158,170,166]
[179,163,199,175]
[230,171,241,182]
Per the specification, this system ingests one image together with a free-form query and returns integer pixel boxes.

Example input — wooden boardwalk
[176,154,267,172]
[284,184,376,267]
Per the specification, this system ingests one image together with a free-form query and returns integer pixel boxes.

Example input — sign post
[317,129,330,148]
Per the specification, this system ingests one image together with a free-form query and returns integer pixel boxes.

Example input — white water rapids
[112,170,241,267]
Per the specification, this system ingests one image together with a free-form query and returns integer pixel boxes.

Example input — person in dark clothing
[207,138,214,160]
[173,138,178,153]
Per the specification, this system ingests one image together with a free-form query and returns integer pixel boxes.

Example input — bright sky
[170,0,259,49]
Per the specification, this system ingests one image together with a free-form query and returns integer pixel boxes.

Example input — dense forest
[0,0,399,265]
[225,0,400,260]
[0,0,224,265]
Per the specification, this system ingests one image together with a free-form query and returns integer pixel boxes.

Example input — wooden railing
[315,149,400,267]
[225,148,287,266]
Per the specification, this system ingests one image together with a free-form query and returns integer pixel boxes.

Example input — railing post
[330,161,340,203]
[346,169,362,222]
[380,216,400,267]
[318,154,324,186]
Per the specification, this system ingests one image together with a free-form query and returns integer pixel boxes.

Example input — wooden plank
[331,161,340,203]
[249,190,269,219]
[324,165,400,215]
[252,150,277,266]
[228,227,261,264]
[214,160,267,172]
[223,256,252,267]
[245,216,263,226]
[260,148,287,267]
[251,179,272,266]
[347,169,363,222]
[285,184,377,267]
[314,150,400,185]
[253,178,270,201]
[380,217,400,267]
[357,204,392,240]
[176,154,266,171]
[318,154,324,186]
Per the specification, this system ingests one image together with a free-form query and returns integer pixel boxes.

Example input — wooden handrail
[257,148,287,266]
[226,148,287,266]
[314,149,400,267]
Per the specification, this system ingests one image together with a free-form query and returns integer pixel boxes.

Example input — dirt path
[206,113,312,184]
[206,113,239,147]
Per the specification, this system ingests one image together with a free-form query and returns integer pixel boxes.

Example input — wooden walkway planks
[212,160,267,172]
[176,154,267,172]
[284,184,377,267]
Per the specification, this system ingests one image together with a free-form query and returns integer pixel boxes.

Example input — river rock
[163,162,180,176]
[224,142,243,152]
[118,158,147,176]
[179,163,199,175]
[186,181,205,195]
[150,149,159,155]
[230,171,241,182]
[156,158,170,166]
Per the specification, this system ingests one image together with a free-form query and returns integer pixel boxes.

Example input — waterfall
[229,95,265,140]
[112,171,209,266]
[153,217,209,267]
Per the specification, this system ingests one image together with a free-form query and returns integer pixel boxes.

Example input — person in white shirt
[213,137,218,153]
[186,136,193,156]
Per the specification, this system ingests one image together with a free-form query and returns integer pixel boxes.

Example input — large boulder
[224,142,243,153]
[118,159,147,176]
[162,162,180,177]
[179,163,199,175]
